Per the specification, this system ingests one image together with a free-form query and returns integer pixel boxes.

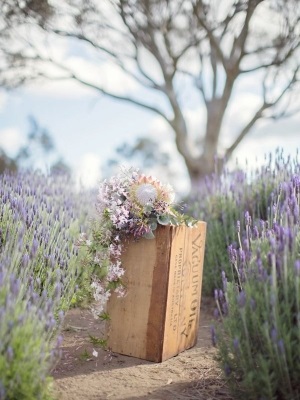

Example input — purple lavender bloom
[224,363,231,376]
[269,237,276,253]
[270,293,276,306]
[221,270,227,292]
[6,347,14,362]
[211,325,217,346]
[214,289,219,301]
[30,238,39,257]
[250,298,256,310]
[0,382,6,400]
[253,226,259,239]
[295,260,300,277]
[9,275,20,296]
[233,337,239,352]
[58,310,64,322]
[271,328,277,343]
[56,335,63,347]
[277,339,285,355]
[244,211,251,226]
[222,301,229,316]
[239,248,246,264]
[22,253,30,267]
[243,237,250,252]
[228,245,237,264]
[237,291,246,308]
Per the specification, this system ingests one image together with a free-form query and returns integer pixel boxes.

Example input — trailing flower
[78,167,196,318]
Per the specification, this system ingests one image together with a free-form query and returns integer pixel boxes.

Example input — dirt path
[53,298,232,400]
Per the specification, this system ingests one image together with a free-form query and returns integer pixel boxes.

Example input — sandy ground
[53,298,232,400]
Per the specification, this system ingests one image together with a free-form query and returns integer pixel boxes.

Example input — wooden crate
[107,222,206,362]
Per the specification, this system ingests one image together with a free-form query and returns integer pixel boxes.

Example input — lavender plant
[0,171,92,398]
[0,263,62,399]
[214,175,300,399]
[188,150,300,295]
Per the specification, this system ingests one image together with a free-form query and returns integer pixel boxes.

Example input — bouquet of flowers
[77,167,195,318]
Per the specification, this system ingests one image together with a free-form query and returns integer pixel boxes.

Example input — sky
[0,2,299,195]
[0,75,299,195]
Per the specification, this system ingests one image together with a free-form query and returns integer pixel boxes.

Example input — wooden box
[107,222,206,362]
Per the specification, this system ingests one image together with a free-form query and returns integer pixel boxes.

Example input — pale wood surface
[162,222,206,361]
[107,223,206,362]
[107,232,160,359]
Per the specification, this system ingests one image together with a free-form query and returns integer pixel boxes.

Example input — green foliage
[89,335,107,348]
[79,349,91,361]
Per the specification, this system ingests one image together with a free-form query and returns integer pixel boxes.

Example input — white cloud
[74,153,102,189]
[26,78,95,99]
[0,128,25,155]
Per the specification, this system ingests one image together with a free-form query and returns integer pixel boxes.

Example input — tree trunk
[184,97,229,190]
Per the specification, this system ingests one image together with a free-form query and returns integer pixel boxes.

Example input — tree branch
[229,0,262,67]
[52,29,130,60]
[71,73,170,121]
[52,29,163,90]
[225,103,267,160]
[193,1,227,69]
[196,52,208,104]
[226,65,299,160]
[8,48,172,123]
[219,1,247,37]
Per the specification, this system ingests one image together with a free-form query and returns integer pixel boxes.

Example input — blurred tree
[104,136,180,188]
[15,115,55,166]
[0,0,299,185]
[0,0,53,86]
[0,116,70,174]
[50,158,71,175]
[108,137,171,169]
[0,149,17,173]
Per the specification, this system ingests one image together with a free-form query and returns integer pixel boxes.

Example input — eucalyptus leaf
[186,218,197,227]
[144,205,152,214]
[170,216,179,226]
[143,230,155,239]
[149,221,157,231]
[157,214,171,225]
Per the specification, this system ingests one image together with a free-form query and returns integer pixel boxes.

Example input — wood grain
[162,222,206,361]
[107,222,206,362]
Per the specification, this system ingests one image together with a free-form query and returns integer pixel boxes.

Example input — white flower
[107,261,125,282]
[164,183,175,203]
[92,349,98,358]
[90,281,111,318]
[136,183,158,205]
[114,285,127,298]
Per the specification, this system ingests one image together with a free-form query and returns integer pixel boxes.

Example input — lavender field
[1,150,300,399]
[0,172,93,399]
